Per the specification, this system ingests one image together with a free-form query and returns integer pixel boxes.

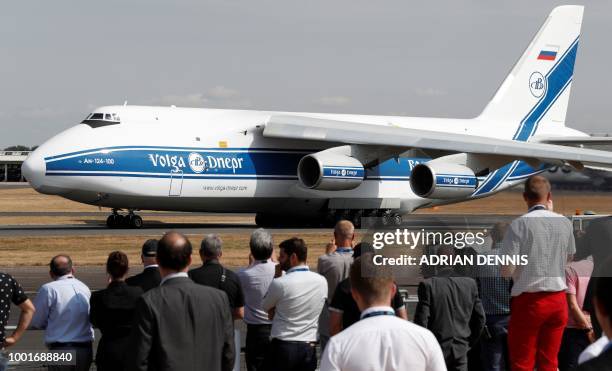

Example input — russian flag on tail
[538,45,559,61]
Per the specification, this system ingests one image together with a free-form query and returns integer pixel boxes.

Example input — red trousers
[508,291,568,371]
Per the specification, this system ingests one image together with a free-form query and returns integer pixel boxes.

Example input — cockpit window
[82,112,121,128]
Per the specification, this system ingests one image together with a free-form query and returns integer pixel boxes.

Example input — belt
[271,338,316,346]
[246,323,272,328]
[48,341,92,348]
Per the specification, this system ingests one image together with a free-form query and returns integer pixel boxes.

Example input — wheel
[334,210,350,224]
[106,215,118,228]
[255,213,274,227]
[392,213,403,226]
[323,212,336,228]
[380,210,393,227]
[130,215,143,229]
[116,214,128,228]
[350,210,363,229]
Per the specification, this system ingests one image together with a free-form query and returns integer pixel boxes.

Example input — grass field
[2,186,612,266]
[0,233,332,267]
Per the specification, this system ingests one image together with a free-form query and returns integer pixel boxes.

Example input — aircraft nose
[22,150,47,191]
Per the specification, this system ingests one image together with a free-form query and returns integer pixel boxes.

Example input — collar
[56,274,74,281]
[253,259,274,267]
[603,340,612,353]
[528,204,547,212]
[360,306,395,320]
[144,264,158,269]
[335,247,353,254]
[160,272,188,285]
[203,259,220,266]
[108,280,126,288]
[286,265,309,274]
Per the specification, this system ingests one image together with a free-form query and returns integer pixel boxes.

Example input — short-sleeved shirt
[262,265,328,342]
[0,273,28,344]
[30,275,94,344]
[238,259,276,325]
[317,249,353,301]
[189,259,245,309]
[329,278,405,330]
[501,207,576,296]
[320,306,446,371]
[565,258,594,328]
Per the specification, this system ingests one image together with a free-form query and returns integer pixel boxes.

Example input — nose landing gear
[106,209,143,229]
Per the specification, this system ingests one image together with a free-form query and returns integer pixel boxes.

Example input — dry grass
[0,232,333,267]
[0,188,102,212]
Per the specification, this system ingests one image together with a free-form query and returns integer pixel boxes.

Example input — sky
[2,1,612,148]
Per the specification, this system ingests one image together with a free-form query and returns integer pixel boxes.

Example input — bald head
[50,254,73,277]
[334,220,355,247]
[157,231,192,271]
[523,175,551,204]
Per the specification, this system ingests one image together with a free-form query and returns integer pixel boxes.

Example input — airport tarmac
[0,214,506,237]
[0,183,30,190]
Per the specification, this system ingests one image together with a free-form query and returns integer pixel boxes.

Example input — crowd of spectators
[0,175,611,370]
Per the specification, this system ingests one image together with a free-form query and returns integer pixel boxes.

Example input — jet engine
[409,162,478,199]
[297,152,364,191]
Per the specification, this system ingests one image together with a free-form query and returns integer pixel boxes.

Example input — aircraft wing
[263,115,612,169]
[537,136,612,151]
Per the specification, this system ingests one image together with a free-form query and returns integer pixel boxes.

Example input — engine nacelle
[297,152,364,190]
[410,162,478,199]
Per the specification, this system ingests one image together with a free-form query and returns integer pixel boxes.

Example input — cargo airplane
[22,6,612,228]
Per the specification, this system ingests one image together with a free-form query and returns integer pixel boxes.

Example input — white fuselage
[22,105,585,219]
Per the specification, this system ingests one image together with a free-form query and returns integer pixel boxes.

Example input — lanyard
[361,310,395,320]
[336,248,353,254]
[528,205,547,212]
[287,267,309,274]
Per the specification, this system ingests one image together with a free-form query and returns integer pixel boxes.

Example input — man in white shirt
[320,253,446,371]
[238,228,277,371]
[30,255,94,371]
[262,237,327,371]
[501,175,576,371]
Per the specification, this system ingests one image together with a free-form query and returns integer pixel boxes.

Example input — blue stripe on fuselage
[44,147,545,186]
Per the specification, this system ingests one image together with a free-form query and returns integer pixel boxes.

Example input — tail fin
[478,5,583,140]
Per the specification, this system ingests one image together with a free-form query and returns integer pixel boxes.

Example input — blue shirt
[238,259,276,325]
[30,275,94,344]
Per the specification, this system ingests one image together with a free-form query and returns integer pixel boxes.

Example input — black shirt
[90,281,143,367]
[329,278,405,330]
[188,260,245,309]
[0,273,28,344]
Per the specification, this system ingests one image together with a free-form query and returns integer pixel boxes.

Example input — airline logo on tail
[529,72,546,98]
